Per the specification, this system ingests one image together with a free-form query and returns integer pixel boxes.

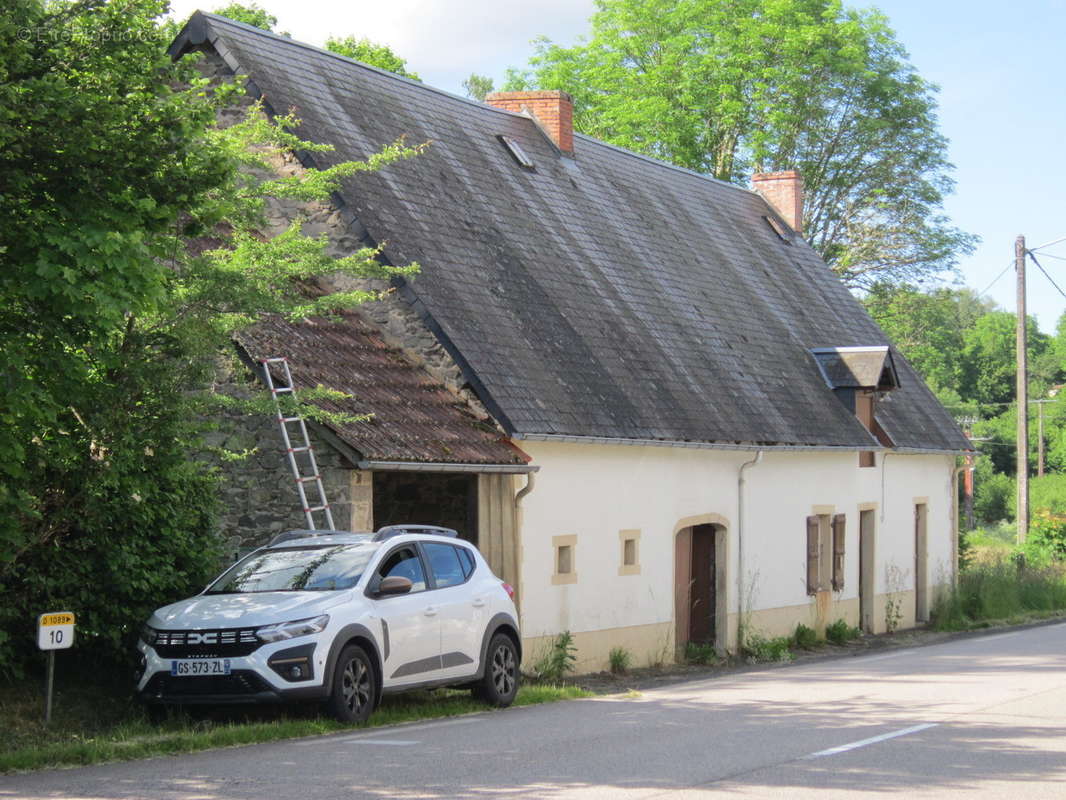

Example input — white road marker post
[37,611,75,725]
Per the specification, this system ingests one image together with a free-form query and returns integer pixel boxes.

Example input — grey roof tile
[176,14,969,452]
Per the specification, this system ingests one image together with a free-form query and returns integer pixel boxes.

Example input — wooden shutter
[806,516,820,595]
[832,513,846,592]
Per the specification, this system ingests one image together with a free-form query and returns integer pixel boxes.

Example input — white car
[136,527,521,722]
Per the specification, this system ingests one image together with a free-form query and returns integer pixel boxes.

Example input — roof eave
[512,432,970,456]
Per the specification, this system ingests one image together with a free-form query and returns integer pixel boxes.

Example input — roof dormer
[812,346,899,464]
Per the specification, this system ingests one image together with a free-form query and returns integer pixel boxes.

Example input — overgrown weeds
[824,619,861,645]
[683,641,717,665]
[790,623,820,650]
[741,633,793,664]
[931,557,1066,631]
[608,646,632,674]
[531,631,577,682]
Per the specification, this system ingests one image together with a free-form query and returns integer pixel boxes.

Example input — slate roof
[235,313,529,467]
[173,13,970,453]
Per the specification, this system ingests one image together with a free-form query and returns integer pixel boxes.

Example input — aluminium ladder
[259,357,336,531]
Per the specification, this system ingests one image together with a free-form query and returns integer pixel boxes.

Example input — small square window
[619,529,641,576]
[557,545,572,574]
[552,535,577,585]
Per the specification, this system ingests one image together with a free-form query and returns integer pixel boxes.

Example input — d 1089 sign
[37,612,75,650]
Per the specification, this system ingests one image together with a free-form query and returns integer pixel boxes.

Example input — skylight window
[763,214,793,244]
[497,135,535,171]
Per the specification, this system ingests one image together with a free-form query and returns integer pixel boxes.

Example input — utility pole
[1016,235,1029,544]
[1037,399,1047,477]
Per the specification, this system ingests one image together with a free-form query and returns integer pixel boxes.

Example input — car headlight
[140,624,157,646]
[256,615,329,643]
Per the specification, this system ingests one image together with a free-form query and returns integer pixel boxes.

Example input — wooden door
[689,525,716,644]
[915,504,928,623]
[859,510,875,633]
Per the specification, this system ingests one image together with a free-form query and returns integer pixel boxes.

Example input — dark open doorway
[675,523,722,651]
[372,471,478,544]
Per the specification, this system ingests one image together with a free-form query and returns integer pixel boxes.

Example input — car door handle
[472,597,486,608]
[424,606,437,617]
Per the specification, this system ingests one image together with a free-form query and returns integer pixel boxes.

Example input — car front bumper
[136,639,330,705]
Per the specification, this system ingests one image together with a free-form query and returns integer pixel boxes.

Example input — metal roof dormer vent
[811,346,900,464]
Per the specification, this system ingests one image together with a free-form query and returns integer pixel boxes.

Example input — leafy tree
[325,35,420,80]
[960,312,1050,409]
[0,0,421,676]
[506,0,975,287]
[213,2,277,31]
[463,73,495,101]
[972,456,1013,524]
[864,284,992,399]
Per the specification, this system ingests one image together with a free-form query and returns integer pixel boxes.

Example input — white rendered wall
[515,440,955,644]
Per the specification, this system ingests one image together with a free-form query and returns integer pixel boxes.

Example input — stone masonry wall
[194,48,499,556]
[202,369,359,556]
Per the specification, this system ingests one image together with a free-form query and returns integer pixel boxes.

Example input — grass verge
[0,680,589,774]
[931,557,1066,631]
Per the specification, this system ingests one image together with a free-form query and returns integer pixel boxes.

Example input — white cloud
[166,0,595,93]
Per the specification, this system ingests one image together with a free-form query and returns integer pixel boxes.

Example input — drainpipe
[512,472,536,615]
[515,471,536,507]
[737,450,764,651]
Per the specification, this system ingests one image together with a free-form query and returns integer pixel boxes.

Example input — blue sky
[168,0,1066,333]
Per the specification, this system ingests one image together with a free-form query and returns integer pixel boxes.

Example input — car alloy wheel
[479,633,518,707]
[329,644,375,723]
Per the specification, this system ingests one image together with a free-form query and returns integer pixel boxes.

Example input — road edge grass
[0,684,590,775]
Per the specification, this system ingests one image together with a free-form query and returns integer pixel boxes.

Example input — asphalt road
[3,621,1066,799]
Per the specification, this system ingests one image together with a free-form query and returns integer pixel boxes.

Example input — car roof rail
[268,529,374,547]
[373,524,459,542]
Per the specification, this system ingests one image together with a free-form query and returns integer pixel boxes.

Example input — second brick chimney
[485,90,574,155]
[752,170,804,234]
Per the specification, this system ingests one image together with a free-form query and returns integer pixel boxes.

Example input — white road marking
[349,739,420,746]
[384,716,478,734]
[297,716,479,747]
[978,631,1023,642]
[804,723,938,759]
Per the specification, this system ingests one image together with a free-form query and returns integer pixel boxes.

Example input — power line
[978,259,1015,298]
[943,398,1063,409]
[1029,234,1066,252]
[1034,251,1066,262]
[1028,251,1066,301]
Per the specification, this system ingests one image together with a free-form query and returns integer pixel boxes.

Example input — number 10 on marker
[37,611,75,725]
[38,612,75,650]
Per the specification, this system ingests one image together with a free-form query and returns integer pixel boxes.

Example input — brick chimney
[752,170,804,234]
[485,90,574,155]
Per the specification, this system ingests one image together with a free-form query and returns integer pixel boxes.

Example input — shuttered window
[806,515,820,595]
[832,513,846,591]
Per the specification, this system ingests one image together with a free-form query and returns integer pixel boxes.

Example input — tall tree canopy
[325,36,420,80]
[211,4,419,80]
[863,284,993,400]
[213,2,277,31]
[506,0,975,287]
[0,0,420,675]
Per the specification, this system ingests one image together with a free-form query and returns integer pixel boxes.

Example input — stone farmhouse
[172,13,971,670]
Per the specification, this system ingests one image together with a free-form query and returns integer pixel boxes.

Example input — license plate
[170,658,231,676]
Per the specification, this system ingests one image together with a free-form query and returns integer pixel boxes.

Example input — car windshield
[206,544,378,594]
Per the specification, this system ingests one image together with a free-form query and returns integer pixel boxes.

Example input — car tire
[477,633,519,708]
[327,644,376,724]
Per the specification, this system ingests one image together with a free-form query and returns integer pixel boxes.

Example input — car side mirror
[377,575,413,596]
